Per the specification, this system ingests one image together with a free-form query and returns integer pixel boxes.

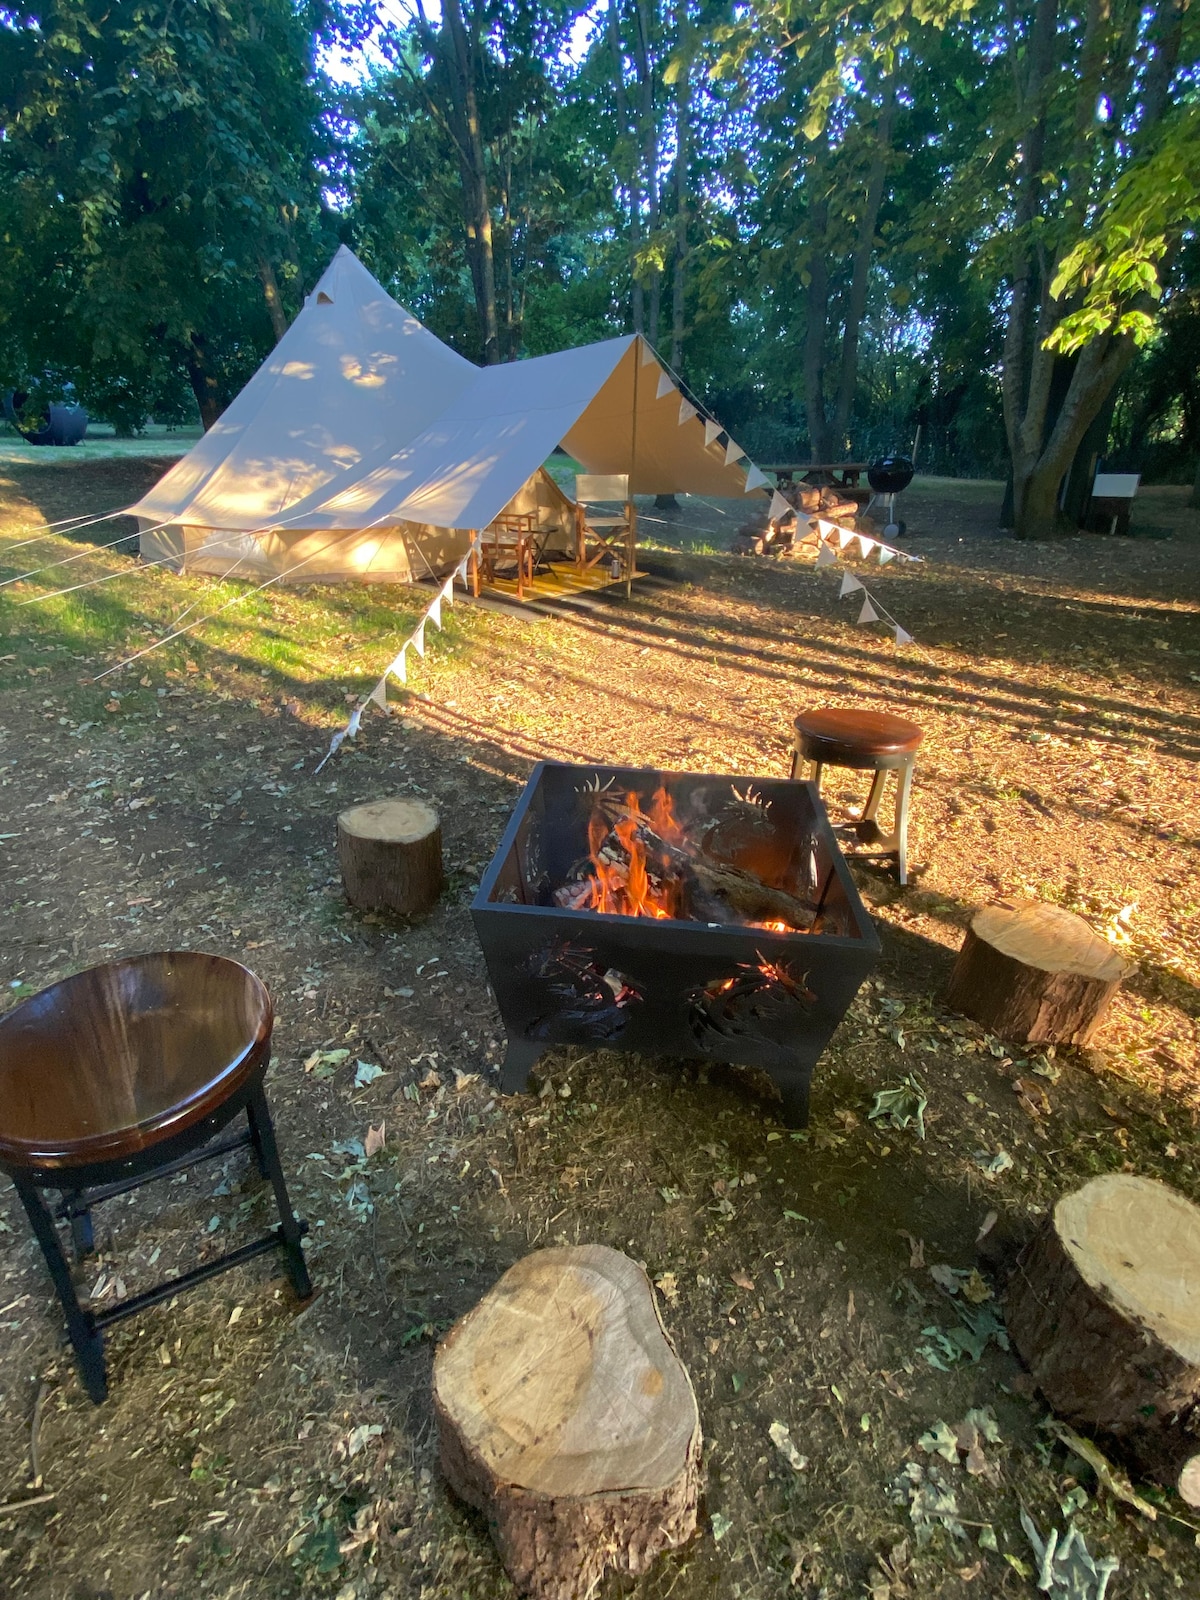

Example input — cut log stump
[337,796,443,915]
[945,901,1130,1045]
[433,1245,701,1600]
[1007,1174,1200,1505]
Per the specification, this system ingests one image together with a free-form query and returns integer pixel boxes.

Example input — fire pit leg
[500,1037,543,1095]
[772,1065,813,1129]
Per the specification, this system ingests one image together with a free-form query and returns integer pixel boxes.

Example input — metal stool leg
[246,1087,312,1300]
[61,1189,96,1259]
[894,757,915,885]
[14,1173,107,1403]
[861,766,888,822]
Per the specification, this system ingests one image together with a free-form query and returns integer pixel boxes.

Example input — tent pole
[628,339,638,599]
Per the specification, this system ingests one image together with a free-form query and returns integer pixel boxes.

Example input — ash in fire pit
[472,763,880,1125]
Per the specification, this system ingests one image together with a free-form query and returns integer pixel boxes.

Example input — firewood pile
[730,480,857,558]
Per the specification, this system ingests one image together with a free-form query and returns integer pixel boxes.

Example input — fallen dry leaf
[365,1122,386,1157]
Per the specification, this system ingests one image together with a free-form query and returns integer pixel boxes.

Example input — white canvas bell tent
[131,247,764,585]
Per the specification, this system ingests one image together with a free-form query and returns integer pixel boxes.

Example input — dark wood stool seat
[0,952,311,1402]
[792,708,923,769]
[789,707,923,884]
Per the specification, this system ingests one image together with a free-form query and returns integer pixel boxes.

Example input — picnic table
[762,462,869,489]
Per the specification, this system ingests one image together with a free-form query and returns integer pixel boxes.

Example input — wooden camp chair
[480,512,541,600]
[574,474,637,591]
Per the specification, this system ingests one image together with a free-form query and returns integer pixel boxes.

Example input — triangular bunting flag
[839,572,864,596]
[894,625,913,646]
[857,535,876,559]
[724,438,744,466]
[816,541,838,567]
[411,621,426,657]
[428,594,442,631]
[877,546,896,565]
[640,339,657,366]
[769,490,791,522]
[743,465,769,493]
[442,576,456,604]
[655,370,675,400]
[346,707,363,740]
[367,677,389,712]
[837,525,856,550]
[704,419,723,447]
[815,517,840,541]
[857,596,880,625]
[678,398,698,425]
[388,648,407,684]
[315,727,347,774]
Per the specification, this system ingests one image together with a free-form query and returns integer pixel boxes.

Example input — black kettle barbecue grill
[867,455,914,539]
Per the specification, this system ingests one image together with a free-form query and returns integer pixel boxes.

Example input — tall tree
[988,0,1194,536]
[0,0,339,428]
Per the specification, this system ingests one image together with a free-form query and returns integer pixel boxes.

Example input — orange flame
[578,788,682,920]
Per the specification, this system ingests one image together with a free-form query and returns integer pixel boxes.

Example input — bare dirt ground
[1,457,1198,1600]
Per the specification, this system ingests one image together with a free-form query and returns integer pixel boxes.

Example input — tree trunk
[634,0,660,347]
[668,1,690,373]
[608,0,642,334]
[441,0,500,364]
[257,254,288,344]
[185,333,224,431]
[1006,1175,1200,1506]
[832,76,895,452]
[434,1245,701,1599]
[803,194,832,464]
[1190,457,1200,510]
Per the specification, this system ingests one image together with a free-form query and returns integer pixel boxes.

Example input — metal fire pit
[471,762,880,1125]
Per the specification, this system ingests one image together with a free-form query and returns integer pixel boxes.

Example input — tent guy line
[0,504,142,554]
[89,525,370,683]
[15,534,250,606]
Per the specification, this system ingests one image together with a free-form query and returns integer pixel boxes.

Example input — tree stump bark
[1006,1174,1200,1505]
[432,1245,701,1600]
[336,797,443,915]
[945,901,1130,1045]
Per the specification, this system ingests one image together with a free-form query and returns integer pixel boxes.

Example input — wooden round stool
[789,707,923,884]
[0,952,311,1402]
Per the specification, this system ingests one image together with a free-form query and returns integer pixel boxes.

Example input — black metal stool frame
[5,1059,311,1404]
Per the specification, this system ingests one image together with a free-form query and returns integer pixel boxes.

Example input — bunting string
[807,516,921,647]
[314,536,480,774]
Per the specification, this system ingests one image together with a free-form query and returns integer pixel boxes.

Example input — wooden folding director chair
[574,474,637,595]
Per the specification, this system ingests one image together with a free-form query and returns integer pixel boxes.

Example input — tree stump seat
[1007,1175,1200,1506]
[946,901,1130,1045]
[337,796,443,915]
[433,1245,701,1599]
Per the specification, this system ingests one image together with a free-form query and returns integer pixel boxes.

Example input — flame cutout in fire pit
[687,959,817,1058]
[524,940,642,1043]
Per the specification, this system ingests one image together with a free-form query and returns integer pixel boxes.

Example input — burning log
[554,789,819,932]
